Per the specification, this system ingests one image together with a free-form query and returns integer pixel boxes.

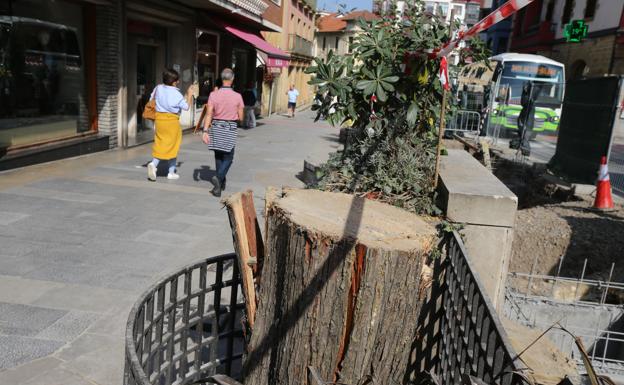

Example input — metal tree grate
[124,253,245,385]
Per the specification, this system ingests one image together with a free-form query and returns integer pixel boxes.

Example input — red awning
[219,22,290,67]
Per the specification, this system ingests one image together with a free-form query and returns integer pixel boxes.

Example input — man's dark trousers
[215,148,235,186]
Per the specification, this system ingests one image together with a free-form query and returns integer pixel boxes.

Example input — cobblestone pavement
[0,111,337,385]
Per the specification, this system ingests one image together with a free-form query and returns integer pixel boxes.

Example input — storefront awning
[220,22,290,67]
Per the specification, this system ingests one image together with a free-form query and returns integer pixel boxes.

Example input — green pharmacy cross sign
[564,20,588,43]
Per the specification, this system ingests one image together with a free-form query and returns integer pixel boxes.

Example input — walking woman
[147,68,196,181]
[201,68,244,197]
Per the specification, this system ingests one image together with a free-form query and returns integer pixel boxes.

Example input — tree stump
[244,188,437,385]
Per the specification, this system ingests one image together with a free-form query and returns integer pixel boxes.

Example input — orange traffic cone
[593,156,615,210]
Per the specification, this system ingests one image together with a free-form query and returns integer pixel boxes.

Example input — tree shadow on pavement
[320,134,340,144]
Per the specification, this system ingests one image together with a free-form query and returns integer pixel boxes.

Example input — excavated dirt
[503,319,579,385]
[492,158,624,285]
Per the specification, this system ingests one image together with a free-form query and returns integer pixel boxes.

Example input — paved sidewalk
[0,111,338,385]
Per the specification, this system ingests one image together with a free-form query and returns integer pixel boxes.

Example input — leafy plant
[307,0,489,214]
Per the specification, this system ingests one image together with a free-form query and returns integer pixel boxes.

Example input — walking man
[242,82,257,128]
[287,84,299,118]
[202,68,244,197]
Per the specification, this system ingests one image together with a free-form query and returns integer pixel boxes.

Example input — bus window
[500,61,564,105]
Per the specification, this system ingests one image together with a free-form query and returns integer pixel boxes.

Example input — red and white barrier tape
[432,0,536,58]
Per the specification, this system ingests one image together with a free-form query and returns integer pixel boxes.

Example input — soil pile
[503,319,579,385]
[491,156,624,283]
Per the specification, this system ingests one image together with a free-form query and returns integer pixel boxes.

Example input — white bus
[457,53,566,138]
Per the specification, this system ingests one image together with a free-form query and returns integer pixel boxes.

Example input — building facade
[509,0,624,79]
[0,0,286,169]
[480,0,512,55]
[315,11,378,60]
[373,0,481,28]
[261,0,316,116]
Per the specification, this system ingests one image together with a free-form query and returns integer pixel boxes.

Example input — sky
[318,0,373,12]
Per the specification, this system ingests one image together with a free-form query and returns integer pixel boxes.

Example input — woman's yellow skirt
[152,112,181,160]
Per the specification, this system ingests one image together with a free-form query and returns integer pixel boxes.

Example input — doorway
[136,44,157,132]
[125,25,166,146]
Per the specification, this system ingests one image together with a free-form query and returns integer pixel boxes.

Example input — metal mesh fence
[411,232,528,385]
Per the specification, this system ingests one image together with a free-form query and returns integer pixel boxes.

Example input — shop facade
[0,0,283,170]
[0,0,113,169]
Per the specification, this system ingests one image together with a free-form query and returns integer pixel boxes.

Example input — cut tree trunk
[244,188,436,385]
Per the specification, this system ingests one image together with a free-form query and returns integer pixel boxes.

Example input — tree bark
[244,188,436,385]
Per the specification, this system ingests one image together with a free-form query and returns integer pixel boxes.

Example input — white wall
[551,0,624,39]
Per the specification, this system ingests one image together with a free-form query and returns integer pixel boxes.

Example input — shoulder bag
[142,86,158,121]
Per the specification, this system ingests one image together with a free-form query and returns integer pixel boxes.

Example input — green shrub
[307,0,488,214]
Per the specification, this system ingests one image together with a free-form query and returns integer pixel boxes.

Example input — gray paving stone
[23,262,125,287]
[86,303,133,337]
[0,110,337,382]
[36,311,100,342]
[167,212,223,227]
[0,254,41,276]
[0,212,30,225]
[103,270,157,292]
[1,226,89,246]
[0,302,67,337]
[0,236,48,256]
[0,276,64,304]
[0,336,65,369]
[0,187,114,204]
[31,284,130,313]
[134,229,203,247]
[56,332,125,385]
[0,356,63,384]
[20,366,95,385]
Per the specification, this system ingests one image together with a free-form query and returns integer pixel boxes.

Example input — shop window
[561,0,574,26]
[452,5,463,18]
[196,30,219,107]
[0,0,91,149]
[438,3,449,17]
[424,1,435,14]
[584,0,597,19]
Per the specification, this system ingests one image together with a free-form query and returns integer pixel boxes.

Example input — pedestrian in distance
[287,84,299,118]
[242,82,257,128]
[147,68,197,181]
[201,68,244,197]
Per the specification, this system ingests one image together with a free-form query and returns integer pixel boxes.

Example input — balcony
[229,0,268,16]
[288,34,313,58]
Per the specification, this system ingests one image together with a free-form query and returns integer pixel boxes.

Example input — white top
[287,89,299,103]
[151,85,189,114]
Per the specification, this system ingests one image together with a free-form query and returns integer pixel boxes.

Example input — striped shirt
[208,119,237,152]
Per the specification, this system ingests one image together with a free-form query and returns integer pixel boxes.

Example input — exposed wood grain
[240,190,264,277]
[224,192,257,328]
[244,189,436,385]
